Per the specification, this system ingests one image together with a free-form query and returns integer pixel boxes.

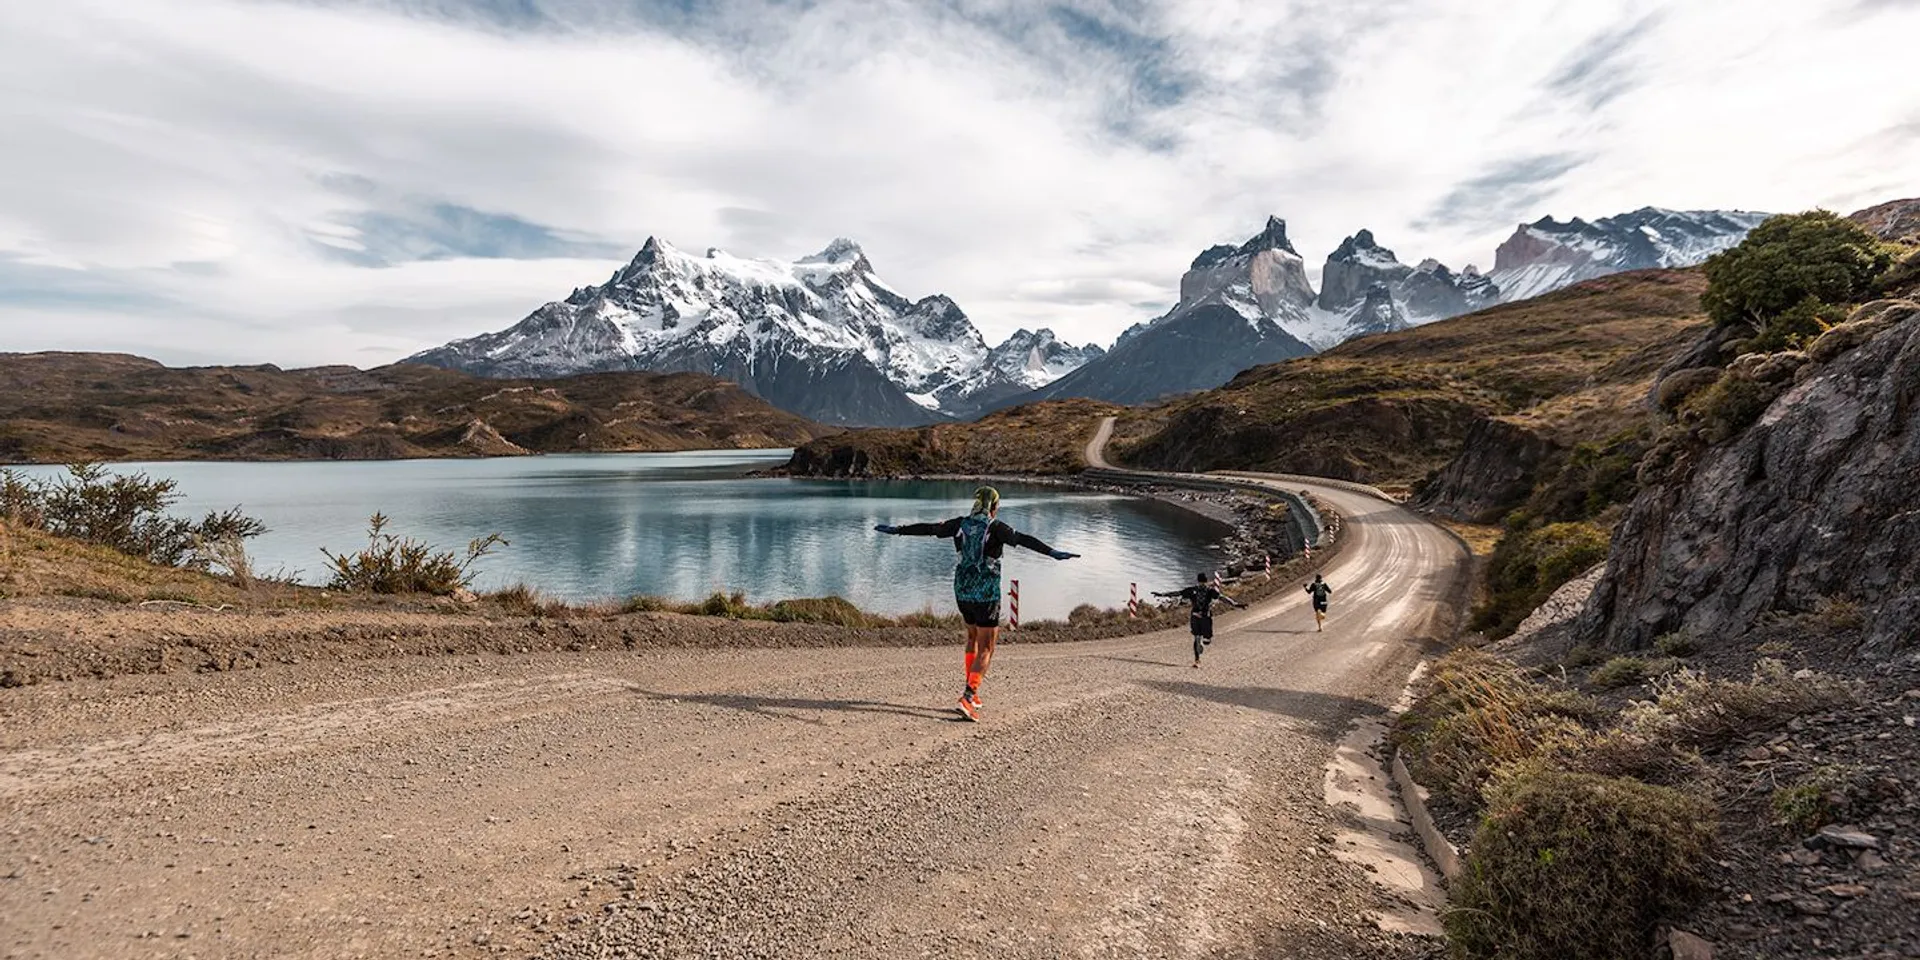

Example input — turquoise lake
[11,452,1235,621]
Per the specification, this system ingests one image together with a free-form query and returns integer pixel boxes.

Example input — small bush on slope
[1447,767,1716,960]
[321,512,506,596]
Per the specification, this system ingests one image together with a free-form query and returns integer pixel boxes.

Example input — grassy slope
[781,398,1144,476]
[1114,269,1711,485]
[0,354,829,462]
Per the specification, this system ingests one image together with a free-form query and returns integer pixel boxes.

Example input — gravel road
[1,466,1469,959]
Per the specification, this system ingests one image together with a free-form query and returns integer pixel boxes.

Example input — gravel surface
[0,480,1468,959]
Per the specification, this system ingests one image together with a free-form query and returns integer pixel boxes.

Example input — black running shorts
[957,599,1001,627]
[1190,613,1213,639]
[1313,599,1329,613]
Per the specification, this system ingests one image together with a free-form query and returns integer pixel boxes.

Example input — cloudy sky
[2,0,1917,365]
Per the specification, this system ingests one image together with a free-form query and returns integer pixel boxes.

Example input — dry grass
[1439,520,1503,557]
[0,519,313,609]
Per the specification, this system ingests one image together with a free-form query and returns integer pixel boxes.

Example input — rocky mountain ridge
[1009,207,1761,410]
[405,238,1101,427]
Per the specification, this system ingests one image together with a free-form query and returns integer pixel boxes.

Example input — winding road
[1,420,1470,959]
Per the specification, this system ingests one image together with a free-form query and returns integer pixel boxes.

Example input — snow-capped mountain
[1005,205,1766,410]
[405,237,1099,426]
[1488,207,1772,302]
[1010,218,1316,407]
[931,328,1105,417]
[1293,230,1498,349]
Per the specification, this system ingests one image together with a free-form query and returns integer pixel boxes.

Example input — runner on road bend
[1155,573,1244,668]
[874,486,1078,721]
[1306,573,1333,631]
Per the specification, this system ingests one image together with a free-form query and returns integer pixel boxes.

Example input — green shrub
[1447,767,1717,960]
[1589,656,1651,690]
[621,594,672,613]
[1654,630,1698,658]
[1561,645,1605,669]
[320,512,506,596]
[1772,766,1854,836]
[1870,247,1920,297]
[0,463,265,569]
[1681,372,1779,444]
[766,596,870,627]
[1471,521,1611,638]
[1701,211,1893,330]
[1745,296,1846,353]
[693,591,757,618]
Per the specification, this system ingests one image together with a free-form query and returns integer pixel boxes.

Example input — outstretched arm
[875,518,961,537]
[995,521,1078,560]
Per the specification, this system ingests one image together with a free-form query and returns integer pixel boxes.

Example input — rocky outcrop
[1415,417,1562,523]
[1849,197,1920,242]
[1577,301,1920,653]
[1316,230,1411,313]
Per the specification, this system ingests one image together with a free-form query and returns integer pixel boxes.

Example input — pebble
[1815,825,1880,850]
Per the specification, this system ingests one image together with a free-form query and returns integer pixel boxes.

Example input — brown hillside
[0,354,828,463]
[782,399,1138,476]
[1114,269,1711,485]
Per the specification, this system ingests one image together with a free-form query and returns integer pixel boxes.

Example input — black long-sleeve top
[891,517,1059,558]
[1157,584,1237,617]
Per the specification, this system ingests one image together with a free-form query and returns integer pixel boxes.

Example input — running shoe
[956,695,979,722]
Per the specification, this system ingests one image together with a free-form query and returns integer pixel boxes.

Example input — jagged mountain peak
[1238,215,1298,257]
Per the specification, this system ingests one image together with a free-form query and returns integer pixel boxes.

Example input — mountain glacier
[405,237,1101,426]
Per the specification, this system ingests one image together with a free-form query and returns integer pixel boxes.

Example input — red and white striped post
[1128,582,1139,619]
[1263,554,1272,580]
[1303,542,1313,560]
[1212,569,1223,590]
[1007,579,1020,630]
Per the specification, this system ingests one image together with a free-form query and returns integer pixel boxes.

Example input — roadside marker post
[1263,554,1272,579]
[1008,579,1020,630]
[1128,582,1138,619]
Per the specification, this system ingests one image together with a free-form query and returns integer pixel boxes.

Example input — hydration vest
[953,514,1001,603]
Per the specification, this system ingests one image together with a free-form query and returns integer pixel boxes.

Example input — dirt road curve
[1,429,1468,959]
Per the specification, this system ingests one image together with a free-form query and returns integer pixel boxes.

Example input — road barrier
[1080,466,1325,555]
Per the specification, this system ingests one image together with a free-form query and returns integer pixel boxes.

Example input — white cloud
[2,0,1917,365]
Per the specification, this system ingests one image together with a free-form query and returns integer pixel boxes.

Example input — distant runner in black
[874,486,1079,721]
[1155,573,1244,668]
[1305,573,1333,631]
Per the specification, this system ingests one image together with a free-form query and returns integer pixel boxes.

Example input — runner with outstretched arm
[1155,573,1244,668]
[874,486,1078,721]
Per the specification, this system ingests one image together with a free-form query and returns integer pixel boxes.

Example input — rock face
[406,237,1098,427]
[1849,197,1920,242]
[1415,417,1562,523]
[1316,230,1412,312]
[1489,207,1771,303]
[1576,302,1920,653]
